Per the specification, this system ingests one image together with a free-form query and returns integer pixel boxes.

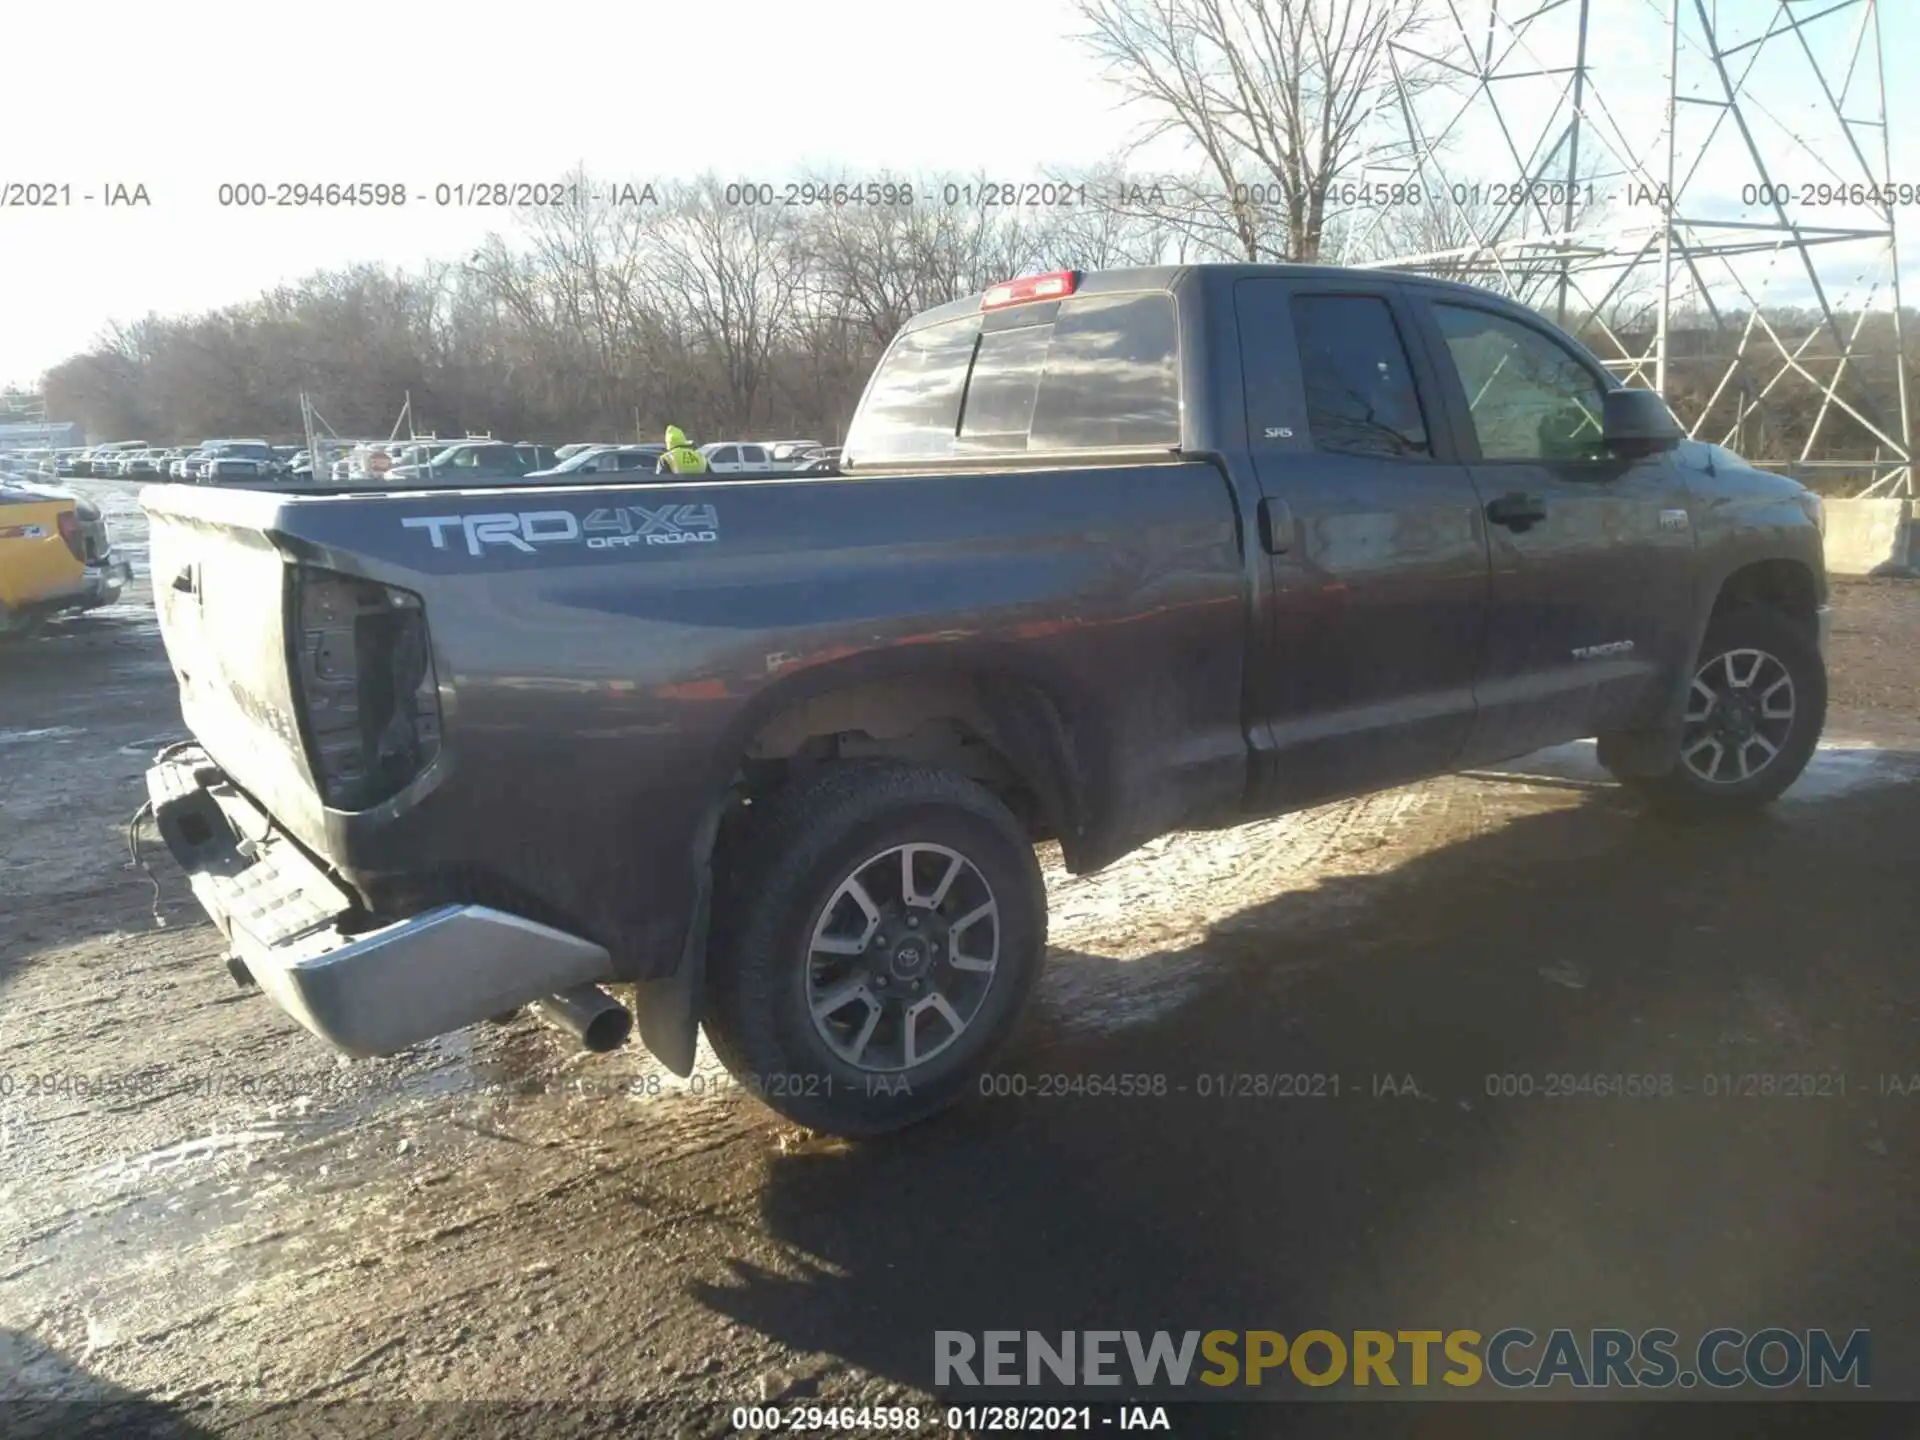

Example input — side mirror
[1603,387,1684,453]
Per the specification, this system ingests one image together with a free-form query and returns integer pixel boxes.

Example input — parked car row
[27,433,844,490]
[171,441,298,482]
[37,441,304,482]
[313,436,840,484]
[50,442,154,477]
[0,452,59,483]
[523,437,840,479]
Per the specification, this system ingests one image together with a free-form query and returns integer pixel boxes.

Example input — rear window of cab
[844,292,1181,464]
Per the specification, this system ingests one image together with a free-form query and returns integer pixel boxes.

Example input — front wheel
[704,762,1049,1137]
[1609,606,1826,816]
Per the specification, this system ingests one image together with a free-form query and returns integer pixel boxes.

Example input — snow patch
[1488,737,1918,802]
[91,1127,286,1185]
[0,726,86,744]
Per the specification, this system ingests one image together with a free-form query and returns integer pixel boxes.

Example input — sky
[4,0,1919,390]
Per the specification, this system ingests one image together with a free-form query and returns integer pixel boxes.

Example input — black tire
[704,761,1048,1137]
[0,611,45,644]
[1611,606,1826,817]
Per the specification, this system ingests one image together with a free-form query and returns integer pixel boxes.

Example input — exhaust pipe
[532,984,633,1053]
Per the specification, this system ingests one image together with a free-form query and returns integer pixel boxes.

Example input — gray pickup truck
[140,263,1830,1136]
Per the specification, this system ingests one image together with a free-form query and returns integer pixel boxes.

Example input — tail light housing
[57,510,85,562]
[292,566,443,810]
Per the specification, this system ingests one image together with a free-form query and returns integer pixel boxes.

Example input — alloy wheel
[1680,646,1797,786]
[804,843,1001,1073]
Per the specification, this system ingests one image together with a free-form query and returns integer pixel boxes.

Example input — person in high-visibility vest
[656,425,709,476]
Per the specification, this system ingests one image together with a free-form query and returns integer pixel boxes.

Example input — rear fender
[714,645,1093,854]
[632,654,1092,1075]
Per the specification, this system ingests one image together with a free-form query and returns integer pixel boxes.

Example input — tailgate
[0,494,80,606]
[145,490,325,843]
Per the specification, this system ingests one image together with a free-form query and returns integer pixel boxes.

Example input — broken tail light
[292,566,443,810]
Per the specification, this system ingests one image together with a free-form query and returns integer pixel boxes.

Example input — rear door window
[740,445,768,466]
[1289,294,1432,458]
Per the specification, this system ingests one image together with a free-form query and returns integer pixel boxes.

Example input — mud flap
[629,800,723,1077]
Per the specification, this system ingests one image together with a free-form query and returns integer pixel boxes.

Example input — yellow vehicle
[0,480,131,640]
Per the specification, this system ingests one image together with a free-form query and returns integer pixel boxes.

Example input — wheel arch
[1602,554,1826,778]
[1708,556,1823,642]
[721,650,1091,859]
[638,650,1095,1079]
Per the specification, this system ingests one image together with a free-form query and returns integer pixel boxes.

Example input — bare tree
[1038,160,1189,270]
[1075,0,1438,262]
[649,178,807,433]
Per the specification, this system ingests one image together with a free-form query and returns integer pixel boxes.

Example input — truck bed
[140,462,1257,988]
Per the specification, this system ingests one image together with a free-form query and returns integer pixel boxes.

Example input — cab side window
[1432,303,1609,463]
[1288,294,1433,459]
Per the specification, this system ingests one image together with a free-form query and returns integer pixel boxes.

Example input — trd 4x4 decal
[401,504,720,557]
[583,504,720,549]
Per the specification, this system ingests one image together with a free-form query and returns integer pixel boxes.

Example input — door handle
[1485,492,1548,531]
[1258,497,1293,554]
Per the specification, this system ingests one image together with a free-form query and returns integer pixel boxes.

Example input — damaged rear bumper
[81,557,133,606]
[145,745,615,1057]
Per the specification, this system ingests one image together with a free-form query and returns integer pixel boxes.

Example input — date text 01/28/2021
[974,1073,1420,1099]
[728,1405,1171,1432]
[209,182,660,209]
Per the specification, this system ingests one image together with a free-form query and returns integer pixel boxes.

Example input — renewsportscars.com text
[935,1328,1870,1391]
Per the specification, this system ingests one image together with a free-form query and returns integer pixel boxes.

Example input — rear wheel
[704,762,1048,1137]
[1610,606,1826,816]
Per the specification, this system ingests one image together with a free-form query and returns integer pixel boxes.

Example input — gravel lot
[3,483,1919,1435]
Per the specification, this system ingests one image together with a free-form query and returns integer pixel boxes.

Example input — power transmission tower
[1358,0,1910,498]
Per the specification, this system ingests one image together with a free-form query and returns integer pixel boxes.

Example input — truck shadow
[0,1327,220,1438]
[0,864,208,1001]
[686,768,1920,1412]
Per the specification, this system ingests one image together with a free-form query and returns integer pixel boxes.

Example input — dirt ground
[4,484,1920,1436]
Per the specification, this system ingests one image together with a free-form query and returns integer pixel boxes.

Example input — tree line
[39,164,1525,447]
[40,166,1906,470]
[38,0,1911,473]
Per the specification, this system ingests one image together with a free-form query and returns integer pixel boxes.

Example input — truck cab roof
[847,262,1619,473]
[898,262,1541,335]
